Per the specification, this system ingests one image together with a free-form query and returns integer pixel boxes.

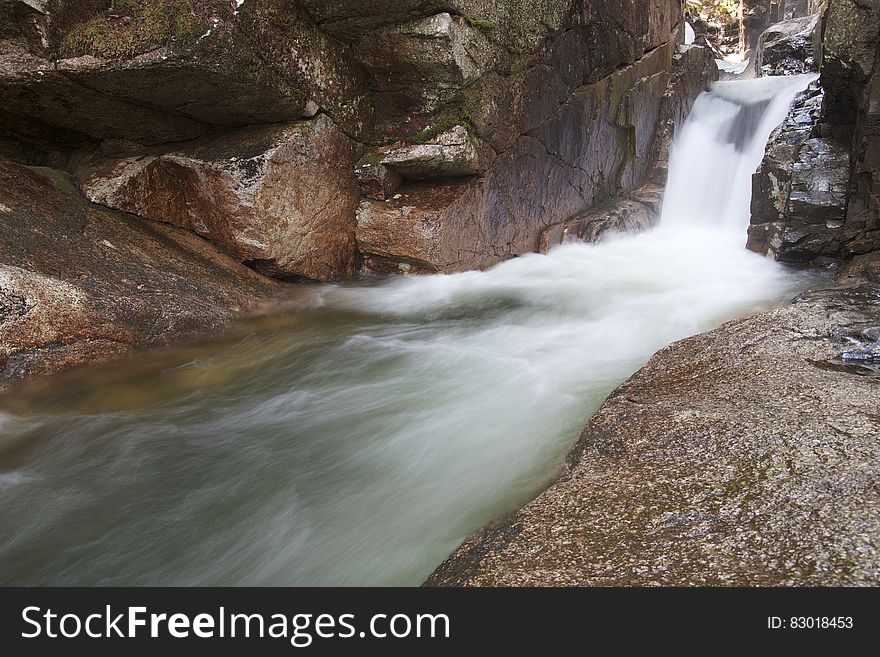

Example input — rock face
[538,185,664,253]
[427,285,880,586]
[0,161,280,383]
[538,42,717,252]
[750,0,880,264]
[0,0,717,376]
[356,31,719,274]
[0,0,373,155]
[756,13,821,76]
[371,125,496,179]
[76,116,362,281]
[2,0,716,280]
[748,83,851,262]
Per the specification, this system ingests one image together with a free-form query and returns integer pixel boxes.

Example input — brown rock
[355,161,402,201]
[0,160,281,383]
[357,39,719,275]
[76,115,362,281]
[355,12,497,136]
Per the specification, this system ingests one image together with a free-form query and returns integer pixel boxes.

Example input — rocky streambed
[427,283,880,586]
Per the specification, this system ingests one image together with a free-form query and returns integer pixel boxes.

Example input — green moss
[463,15,497,31]
[355,150,386,168]
[408,106,477,145]
[59,0,231,60]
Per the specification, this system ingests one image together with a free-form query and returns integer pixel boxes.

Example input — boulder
[750,1,880,263]
[427,286,880,586]
[538,185,664,253]
[748,84,850,263]
[0,161,280,383]
[0,0,373,154]
[76,115,362,281]
[756,13,821,77]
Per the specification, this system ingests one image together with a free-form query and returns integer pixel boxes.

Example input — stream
[0,74,818,586]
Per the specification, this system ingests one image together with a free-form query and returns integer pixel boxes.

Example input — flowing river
[0,74,819,585]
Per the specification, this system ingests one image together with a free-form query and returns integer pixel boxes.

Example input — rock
[355,13,497,134]
[0,0,373,153]
[356,37,701,275]
[750,1,880,264]
[304,1,591,54]
[75,115,361,281]
[355,161,403,201]
[538,185,664,252]
[0,161,280,383]
[756,13,821,77]
[749,83,850,263]
[376,125,496,179]
[821,0,880,129]
[743,0,773,53]
[650,42,719,185]
[780,0,825,21]
[839,252,880,284]
[427,285,880,586]
[356,180,479,275]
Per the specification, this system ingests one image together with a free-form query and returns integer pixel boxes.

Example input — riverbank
[426,282,880,586]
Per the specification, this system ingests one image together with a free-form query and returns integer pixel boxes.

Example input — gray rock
[427,285,880,586]
[748,83,850,263]
[756,13,821,77]
[377,125,496,179]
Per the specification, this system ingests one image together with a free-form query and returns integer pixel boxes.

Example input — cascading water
[0,75,818,586]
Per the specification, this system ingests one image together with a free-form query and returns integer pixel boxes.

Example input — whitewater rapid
[0,75,818,585]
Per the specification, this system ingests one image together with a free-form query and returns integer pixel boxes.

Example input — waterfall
[0,76,818,586]
[661,74,817,232]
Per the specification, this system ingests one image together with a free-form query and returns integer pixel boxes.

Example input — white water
[0,75,818,585]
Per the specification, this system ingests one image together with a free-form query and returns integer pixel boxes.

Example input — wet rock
[427,286,880,586]
[748,83,850,263]
[356,35,718,275]
[539,185,664,253]
[756,13,821,77]
[75,115,361,281]
[0,160,280,383]
[750,1,880,264]
[356,42,676,275]
[650,43,719,185]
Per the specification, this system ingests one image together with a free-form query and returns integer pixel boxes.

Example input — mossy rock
[408,106,477,145]
[59,0,232,60]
